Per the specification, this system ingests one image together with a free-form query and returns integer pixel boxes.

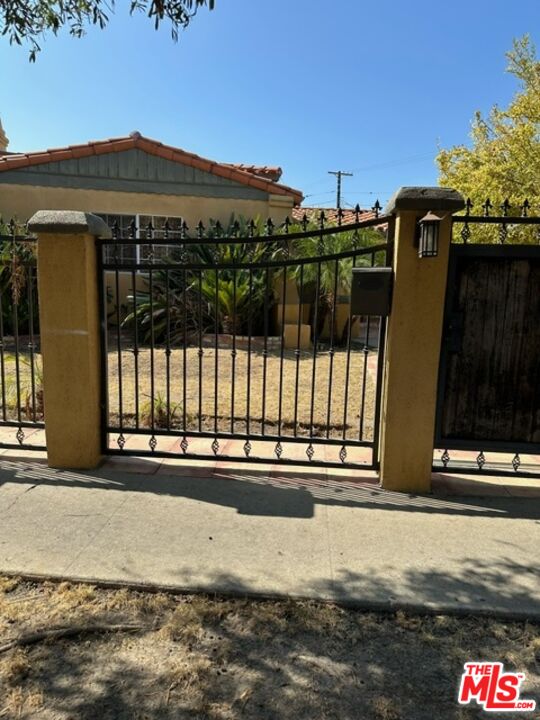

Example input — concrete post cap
[27,210,112,238]
[384,187,465,215]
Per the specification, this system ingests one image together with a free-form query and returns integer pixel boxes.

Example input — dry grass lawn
[1,577,539,719]
[107,347,378,441]
[0,353,43,423]
[0,346,378,442]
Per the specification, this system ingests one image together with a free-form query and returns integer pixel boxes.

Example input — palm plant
[286,223,385,343]
[123,267,202,344]
[198,266,268,335]
[123,215,282,341]
[195,221,279,335]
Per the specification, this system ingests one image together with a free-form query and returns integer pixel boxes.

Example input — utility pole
[328,170,353,209]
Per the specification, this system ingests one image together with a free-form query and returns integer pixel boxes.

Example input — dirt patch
[1,577,539,719]
[107,346,378,441]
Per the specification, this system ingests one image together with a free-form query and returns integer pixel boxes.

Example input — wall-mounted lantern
[417,211,441,258]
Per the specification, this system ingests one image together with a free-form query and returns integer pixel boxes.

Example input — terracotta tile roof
[224,164,282,183]
[291,206,378,225]
[0,131,303,204]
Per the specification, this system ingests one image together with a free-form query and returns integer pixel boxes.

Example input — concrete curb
[3,569,539,624]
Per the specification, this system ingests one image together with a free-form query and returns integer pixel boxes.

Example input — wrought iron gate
[98,212,391,468]
[434,201,540,477]
[0,223,45,450]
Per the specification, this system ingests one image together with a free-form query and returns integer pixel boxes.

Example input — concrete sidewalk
[0,454,539,618]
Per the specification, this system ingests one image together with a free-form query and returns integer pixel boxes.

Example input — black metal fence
[0,222,45,450]
[434,198,540,477]
[98,211,391,467]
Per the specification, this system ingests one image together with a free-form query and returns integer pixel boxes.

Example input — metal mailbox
[350,267,393,317]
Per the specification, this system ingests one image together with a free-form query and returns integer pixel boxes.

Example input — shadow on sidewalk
[155,556,540,618]
[1,457,540,521]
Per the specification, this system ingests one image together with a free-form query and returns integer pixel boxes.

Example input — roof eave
[0,133,304,204]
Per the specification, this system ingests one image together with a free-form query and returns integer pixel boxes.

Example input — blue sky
[0,0,538,208]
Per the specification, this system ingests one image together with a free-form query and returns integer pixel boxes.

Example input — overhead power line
[304,189,393,201]
[348,152,434,174]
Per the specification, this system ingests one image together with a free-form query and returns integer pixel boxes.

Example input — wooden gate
[435,243,540,475]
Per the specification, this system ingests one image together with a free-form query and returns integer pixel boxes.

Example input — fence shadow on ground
[0,458,539,521]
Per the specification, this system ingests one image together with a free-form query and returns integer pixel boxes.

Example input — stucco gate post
[378,187,464,493]
[28,211,111,469]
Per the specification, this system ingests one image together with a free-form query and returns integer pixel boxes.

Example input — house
[0,121,379,345]
[0,125,303,230]
[0,124,305,321]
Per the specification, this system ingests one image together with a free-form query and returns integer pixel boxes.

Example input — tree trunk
[221,315,239,335]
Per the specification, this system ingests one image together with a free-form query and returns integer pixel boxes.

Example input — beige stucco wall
[0,184,296,226]
[105,270,148,325]
[379,212,453,493]
[36,230,102,468]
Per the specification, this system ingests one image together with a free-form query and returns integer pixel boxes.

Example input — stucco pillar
[379,187,464,493]
[28,211,111,468]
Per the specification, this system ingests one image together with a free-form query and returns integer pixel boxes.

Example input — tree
[1,0,214,61]
[437,35,540,225]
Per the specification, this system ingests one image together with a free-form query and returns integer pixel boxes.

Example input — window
[138,215,184,261]
[96,213,184,263]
